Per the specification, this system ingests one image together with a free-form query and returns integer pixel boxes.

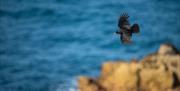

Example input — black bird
[116,13,140,44]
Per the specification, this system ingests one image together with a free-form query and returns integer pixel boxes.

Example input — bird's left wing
[118,13,130,29]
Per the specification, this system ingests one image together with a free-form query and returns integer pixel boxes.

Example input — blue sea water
[0,0,180,91]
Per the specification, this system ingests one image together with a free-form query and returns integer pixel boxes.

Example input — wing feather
[131,24,140,33]
[118,13,130,29]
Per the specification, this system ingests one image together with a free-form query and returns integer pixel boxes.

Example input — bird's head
[115,31,122,35]
[115,31,119,34]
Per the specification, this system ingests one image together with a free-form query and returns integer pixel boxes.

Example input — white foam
[54,77,78,91]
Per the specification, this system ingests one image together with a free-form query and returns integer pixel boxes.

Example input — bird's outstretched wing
[131,24,140,33]
[118,13,130,29]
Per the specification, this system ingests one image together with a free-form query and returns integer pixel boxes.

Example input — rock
[139,60,173,91]
[139,54,180,91]
[99,62,140,91]
[78,44,180,91]
[78,76,105,91]
[158,43,179,55]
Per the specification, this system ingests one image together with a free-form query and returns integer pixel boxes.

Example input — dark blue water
[0,0,180,91]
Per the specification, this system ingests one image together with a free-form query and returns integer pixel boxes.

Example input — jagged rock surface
[78,44,180,91]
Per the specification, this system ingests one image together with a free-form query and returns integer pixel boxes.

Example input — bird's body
[116,13,140,44]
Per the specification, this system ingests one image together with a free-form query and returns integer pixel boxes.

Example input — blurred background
[0,0,180,91]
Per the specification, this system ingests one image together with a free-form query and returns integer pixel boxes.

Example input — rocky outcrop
[78,44,180,91]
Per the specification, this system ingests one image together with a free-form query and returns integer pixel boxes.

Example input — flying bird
[116,13,140,44]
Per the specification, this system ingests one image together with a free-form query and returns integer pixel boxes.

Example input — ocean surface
[0,0,180,91]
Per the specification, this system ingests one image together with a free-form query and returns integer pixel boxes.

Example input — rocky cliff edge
[78,43,180,91]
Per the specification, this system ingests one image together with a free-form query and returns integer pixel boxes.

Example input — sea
[0,0,180,91]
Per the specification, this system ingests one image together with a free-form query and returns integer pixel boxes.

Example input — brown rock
[140,63,173,91]
[158,43,179,55]
[78,76,105,91]
[100,62,140,91]
[78,44,180,91]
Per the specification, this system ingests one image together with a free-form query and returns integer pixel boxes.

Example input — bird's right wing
[118,13,130,29]
[131,23,140,33]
